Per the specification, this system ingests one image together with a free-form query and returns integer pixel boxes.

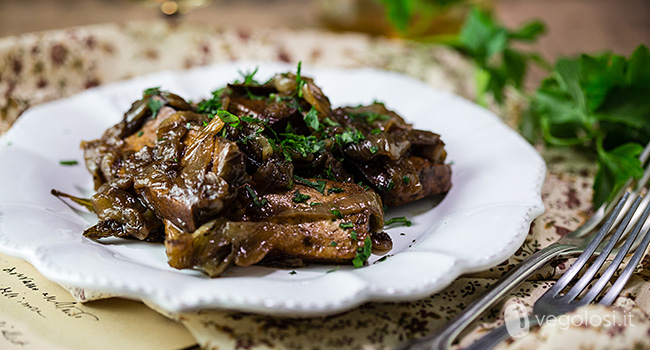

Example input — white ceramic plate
[0,62,545,316]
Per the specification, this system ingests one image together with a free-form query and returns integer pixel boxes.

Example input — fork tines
[549,192,650,306]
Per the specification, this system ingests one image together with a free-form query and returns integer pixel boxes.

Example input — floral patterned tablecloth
[1,21,649,350]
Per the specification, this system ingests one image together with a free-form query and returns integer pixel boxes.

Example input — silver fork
[396,142,650,350]
[465,192,650,349]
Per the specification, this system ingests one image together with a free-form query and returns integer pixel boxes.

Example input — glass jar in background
[126,0,214,16]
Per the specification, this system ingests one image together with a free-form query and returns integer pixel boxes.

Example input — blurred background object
[0,0,648,61]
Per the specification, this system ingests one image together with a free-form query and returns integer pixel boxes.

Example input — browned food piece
[85,184,162,240]
[80,92,247,240]
[270,73,332,117]
[165,181,384,276]
[329,103,451,206]
[382,156,452,207]
[134,117,248,233]
[75,69,451,277]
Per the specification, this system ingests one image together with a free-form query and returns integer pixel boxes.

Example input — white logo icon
[504,303,530,338]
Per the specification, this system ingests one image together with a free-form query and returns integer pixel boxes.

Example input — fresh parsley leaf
[376,255,391,263]
[245,184,268,207]
[217,110,240,127]
[352,236,372,268]
[296,61,306,98]
[524,44,650,207]
[330,208,343,219]
[459,8,546,104]
[350,231,358,241]
[293,175,327,194]
[292,190,311,203]
[350,111,391,124]
[328,187,344,194]
[339,222,354,229]
[402,176,410,184]
[385,216,412,227]
[335,129,365,146]
[594,142,644,207]
[304,106,320,130]
[137,131,144,137]
[280,134,325,161]
[148,99,164,118]
[197,87,225,116]
[59,160,78,166]
[326,266,340,273]
[329,241,338,247]
[323,117,340,127]
[238,66,259,85]
[310,202,321,207]
[143,86,161,96]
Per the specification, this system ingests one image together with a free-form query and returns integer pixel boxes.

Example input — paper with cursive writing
[0,253,196,350]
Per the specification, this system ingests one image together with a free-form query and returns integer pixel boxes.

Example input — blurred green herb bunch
[380,0,650,208]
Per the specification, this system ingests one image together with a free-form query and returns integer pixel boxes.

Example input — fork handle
[464,315,542,350]
[398,243,574,350]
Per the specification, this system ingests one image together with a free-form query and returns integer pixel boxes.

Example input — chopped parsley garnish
[245,185,268,207]
[339,222,354,229]
[295,61,306,98]
[385,181,395,192]
[330,208,343,219]
[238,66,259,85]
[328,187,344,194]
[186,122,192,129]
[292,190,311,203]
[293,175,327,194]
[326,266,340,273]
[352,236,372,268]
[59,160,78,166]
[385,216,412,227]
[310,202,321,207]
[350,231,358,241]
[324,165,337,181]
[371,128,382,135]
[148,99,164,118]
[197,87,225,116]
[216,110,240,127]
[137,131,144,137]
[280,133,324,161]
[402,176,410,185]
[329,241,337,247]
[350,111,391,124]
[335,129,365,146]
[289,270,297,275]
[304,106,320,130]
[323,117,340,127]
[369,146,379,154]
[143,86,161,96]
[376,255,390,263]
[157,138,166,142]
[202,120,208,127]
[240,115,261,124]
